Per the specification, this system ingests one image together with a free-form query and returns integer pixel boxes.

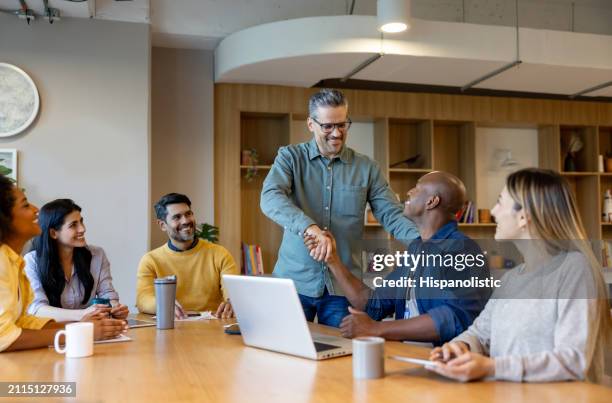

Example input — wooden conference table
[1,315,611,403]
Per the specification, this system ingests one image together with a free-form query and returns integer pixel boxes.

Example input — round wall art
[0,63,40,137]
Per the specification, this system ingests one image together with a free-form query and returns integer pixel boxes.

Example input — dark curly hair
[0,175,16,243]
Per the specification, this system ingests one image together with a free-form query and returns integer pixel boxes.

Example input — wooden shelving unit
[388,168,432,173]
[600,126,612,249]
[216,84,612,271]
[240,112,290,165]
[238,112,291,272]
[240,165,272,170]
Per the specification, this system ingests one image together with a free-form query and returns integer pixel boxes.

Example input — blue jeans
[298,289,349,328]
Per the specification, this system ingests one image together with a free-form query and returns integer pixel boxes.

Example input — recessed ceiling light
[377,0,410,34]
[380,22,408,33]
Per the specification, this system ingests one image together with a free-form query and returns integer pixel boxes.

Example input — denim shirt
[261,138,418,297]
[365,221,492,345]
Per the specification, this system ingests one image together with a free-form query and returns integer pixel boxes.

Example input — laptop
[223,275,352,360]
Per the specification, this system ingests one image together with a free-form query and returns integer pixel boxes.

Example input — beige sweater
[453,252,604,383]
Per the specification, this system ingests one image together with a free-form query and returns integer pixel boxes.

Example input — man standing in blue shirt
[305,172,490,344]
[260,89,418,327]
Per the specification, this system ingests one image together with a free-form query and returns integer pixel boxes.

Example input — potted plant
[241,148,259,182]
[0,158,15,183]
[195,223,219,243]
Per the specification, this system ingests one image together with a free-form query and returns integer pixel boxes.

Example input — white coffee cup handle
[54,330,67,354]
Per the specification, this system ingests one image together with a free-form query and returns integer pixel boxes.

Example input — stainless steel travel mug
[154,275,177,330]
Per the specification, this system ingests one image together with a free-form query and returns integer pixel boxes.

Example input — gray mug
[154,275,177,330]
[352,336,385,379]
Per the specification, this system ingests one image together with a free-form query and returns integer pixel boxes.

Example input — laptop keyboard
[314,341,339,352]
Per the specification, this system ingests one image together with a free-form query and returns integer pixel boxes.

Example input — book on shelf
[456,201,476,224]
[241,243,264,275]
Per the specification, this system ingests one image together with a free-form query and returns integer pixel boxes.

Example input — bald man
[306,171,491,344]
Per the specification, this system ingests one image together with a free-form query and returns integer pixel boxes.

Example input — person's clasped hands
[303,225,338,264]
[80,304,128,341]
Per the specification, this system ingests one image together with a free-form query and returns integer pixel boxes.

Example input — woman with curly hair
[0,176,126,352]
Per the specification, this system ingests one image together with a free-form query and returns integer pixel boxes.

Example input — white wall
[0,15,150,310]
[475,127,539,211]
[150,47,215,248]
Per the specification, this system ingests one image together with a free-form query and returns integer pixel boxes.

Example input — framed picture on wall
[0,149,17,182]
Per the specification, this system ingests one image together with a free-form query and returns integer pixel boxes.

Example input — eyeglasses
[310,117,352,134]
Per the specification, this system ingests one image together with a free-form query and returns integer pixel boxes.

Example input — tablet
[388,355,438,367]
[127,319,156,328]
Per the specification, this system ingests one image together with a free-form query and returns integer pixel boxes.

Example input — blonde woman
[429,168,611,383]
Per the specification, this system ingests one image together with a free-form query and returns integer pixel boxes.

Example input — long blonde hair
[506,168,611,383]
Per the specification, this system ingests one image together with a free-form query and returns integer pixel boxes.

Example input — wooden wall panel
[219,84,612,126]
[214,86,242,261]
[240,174,283,273]
[216,83,612,265]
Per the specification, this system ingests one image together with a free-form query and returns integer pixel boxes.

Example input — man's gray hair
[308,89,348,119]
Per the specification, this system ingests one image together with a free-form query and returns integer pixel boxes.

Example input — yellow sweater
[0,244,51,352]
[136,240,239,314]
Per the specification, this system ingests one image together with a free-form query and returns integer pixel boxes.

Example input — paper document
[95,334,132,344]
[51,333,132,349]
[178,311,218,321]
[152,311,218,321]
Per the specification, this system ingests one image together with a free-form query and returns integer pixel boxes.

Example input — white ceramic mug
[352,336,385,379]
[54,322,94,358]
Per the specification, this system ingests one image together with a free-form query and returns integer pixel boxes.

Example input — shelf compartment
[432,121,477,203]
[388,171,428,203]
[240,165,272,170]
[561,172,600,176]
[388,168,432,173]
[600,175,612,226]
[388,119,432,170]
[599,126,612,174]
[565,174,600,240]
[241,173,283,274]
[240,112,290,166]
[603,226,612,240]
[559,125,598,173]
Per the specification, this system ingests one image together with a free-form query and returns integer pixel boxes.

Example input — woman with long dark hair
[429,168,611,383]
[0,176,126,352]
[25,199,129,321]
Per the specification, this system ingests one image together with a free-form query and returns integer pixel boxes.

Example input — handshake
[303,225,339,265]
